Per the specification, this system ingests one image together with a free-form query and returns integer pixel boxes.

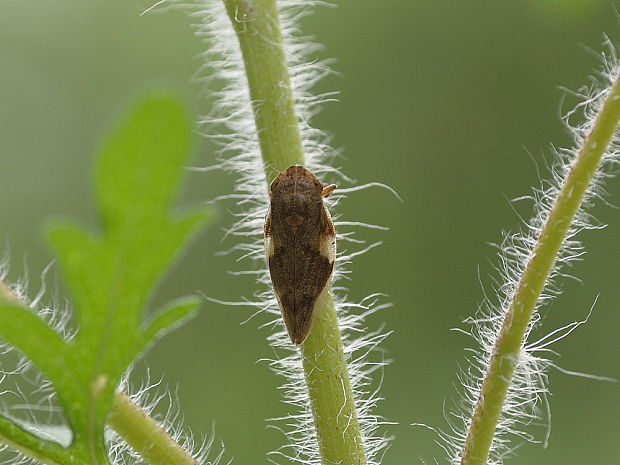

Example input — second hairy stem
[460,73,620,464]
[223,0,367,463]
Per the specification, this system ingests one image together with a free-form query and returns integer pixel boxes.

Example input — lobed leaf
[0,94,212,464]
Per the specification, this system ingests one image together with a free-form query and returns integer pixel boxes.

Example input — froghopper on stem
[222,1,368,463]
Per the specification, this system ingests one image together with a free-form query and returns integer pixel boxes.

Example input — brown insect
[264,165,337,345]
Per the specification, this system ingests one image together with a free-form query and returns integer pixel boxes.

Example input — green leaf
[0,303,68,383]
[0,414,86,465]
[0,93,212,464]
[142,297,201,346]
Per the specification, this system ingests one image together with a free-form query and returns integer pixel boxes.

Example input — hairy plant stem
[222,1,366,463]
[0,280,199,465]
[108,392,199,465]
[222,0,304,174]
[460,73,620,465]
[301,295,367,463]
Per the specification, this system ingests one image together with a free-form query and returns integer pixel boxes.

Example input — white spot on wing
[319,204,336,266]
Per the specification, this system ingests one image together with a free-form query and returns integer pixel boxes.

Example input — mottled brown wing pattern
[268,207,334,343]
[265,165,336,345]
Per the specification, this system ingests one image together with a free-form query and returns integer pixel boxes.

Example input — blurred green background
[1,1,619,464]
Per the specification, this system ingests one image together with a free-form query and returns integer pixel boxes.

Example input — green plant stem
[301,295,367,464]
[222,1,366,464]
[222,0,304,174]
[0,280,200,465]
[108,392,199,465]
[460,73,620,465]
[0,280,20,305]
